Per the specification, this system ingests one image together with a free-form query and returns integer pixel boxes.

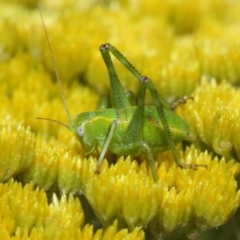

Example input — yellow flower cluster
[177,79,240,160]
[0,124,35,182]
[84,147,240,239]
[195,23,240,84]
[1,0,240,239]
[0,122,239,238]
[0,180,143,239]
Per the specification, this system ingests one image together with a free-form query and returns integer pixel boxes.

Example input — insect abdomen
[141,106,190,153]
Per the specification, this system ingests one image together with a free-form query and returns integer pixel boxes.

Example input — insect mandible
[37,6,207,182]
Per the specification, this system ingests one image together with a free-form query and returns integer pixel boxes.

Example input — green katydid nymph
[37,7,207,182]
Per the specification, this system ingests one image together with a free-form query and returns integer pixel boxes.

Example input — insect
[37,6,207,182]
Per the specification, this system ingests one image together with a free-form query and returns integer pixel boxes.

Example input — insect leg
[171,96,194,110]
[95,120,118,174]
[125,81,160,181]
[123,77,161,181]
[125,90,136,106]
[124,81,146,145]
[96,96,108,110]
[141,141,158,182]
[99,44,130,110]
[96,90,135,111]
[140,76,207,169]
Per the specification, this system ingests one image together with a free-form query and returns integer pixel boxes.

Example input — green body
[73,106,189,159]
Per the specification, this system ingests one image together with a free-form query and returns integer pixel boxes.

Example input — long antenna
[37,5,73,126]
[36,117,71,130]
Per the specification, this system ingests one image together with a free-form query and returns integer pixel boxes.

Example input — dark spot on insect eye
[77,125,84,137]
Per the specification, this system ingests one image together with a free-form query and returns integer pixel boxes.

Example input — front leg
[95,120,118,174]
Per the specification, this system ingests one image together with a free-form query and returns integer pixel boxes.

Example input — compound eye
[76,124,84,137]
